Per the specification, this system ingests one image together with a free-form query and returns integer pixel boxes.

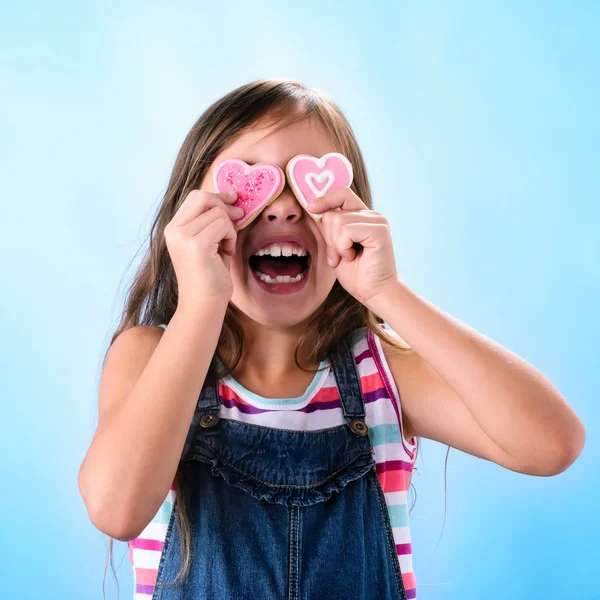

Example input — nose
[259,188,303,224]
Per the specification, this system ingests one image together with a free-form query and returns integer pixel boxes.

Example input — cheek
[230,252,248,280]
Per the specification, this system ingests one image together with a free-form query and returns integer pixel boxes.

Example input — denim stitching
[206,418,348,435]
[151,495,180,598]
[217,450,374,489]
[288,506,299,600]
[295,506,301,600]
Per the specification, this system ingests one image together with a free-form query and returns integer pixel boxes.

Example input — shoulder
[99,324,166,420]
[108,324,165,357]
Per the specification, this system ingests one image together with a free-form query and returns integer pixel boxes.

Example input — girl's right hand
[164,189,245,308]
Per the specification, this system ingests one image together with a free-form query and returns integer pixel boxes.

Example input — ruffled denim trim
[206,450,376,507]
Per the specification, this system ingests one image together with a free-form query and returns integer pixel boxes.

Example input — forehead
[209,116,339,176]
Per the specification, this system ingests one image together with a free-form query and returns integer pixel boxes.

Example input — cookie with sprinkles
[213,159,285,230]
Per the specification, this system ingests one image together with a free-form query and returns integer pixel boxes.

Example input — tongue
[255,256,305,278]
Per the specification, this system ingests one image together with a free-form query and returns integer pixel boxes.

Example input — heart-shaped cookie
[286,152,353,221]
[213,159,285,230]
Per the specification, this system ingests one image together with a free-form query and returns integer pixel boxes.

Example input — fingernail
[327,256,334,267]
[226,190,238,200]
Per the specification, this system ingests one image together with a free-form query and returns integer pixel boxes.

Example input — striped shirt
[128,325,418,599]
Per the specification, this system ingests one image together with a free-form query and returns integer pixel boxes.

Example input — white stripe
[398,552,414,574]
[392,524,412,538]
[132,547,162,570]
[138,520,168,541]
[220,402,345,430]
[384,490,409,505]
[372,442,415,463]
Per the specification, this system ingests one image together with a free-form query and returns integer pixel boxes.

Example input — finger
[202,215,238,256]
[337,222,386,258]
[219,190,239,204]
[326,245,343,268]
[307,187,367,215]
[180,205,238,254]
[329,211,389,259]
[171,190,239,228]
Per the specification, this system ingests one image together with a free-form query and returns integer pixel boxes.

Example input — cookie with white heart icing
[285,152,353,221]
[213,158,285,230]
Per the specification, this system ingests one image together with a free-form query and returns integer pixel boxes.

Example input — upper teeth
[253,243,308,257]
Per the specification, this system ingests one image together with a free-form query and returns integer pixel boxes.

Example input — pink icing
[286,153,353,220]
[213,159,285,229]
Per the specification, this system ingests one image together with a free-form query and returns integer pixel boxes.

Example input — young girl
[78,79,585,600]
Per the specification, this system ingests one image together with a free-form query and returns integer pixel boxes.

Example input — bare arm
[78,301,228,541]
[370,281,586,476]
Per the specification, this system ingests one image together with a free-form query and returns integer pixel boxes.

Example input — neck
[232,316,320,385]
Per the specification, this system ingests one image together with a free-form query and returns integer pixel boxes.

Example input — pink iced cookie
[285,152,353,221]
[213,159,285,230]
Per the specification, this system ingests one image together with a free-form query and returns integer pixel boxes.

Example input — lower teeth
[253,270,307,284]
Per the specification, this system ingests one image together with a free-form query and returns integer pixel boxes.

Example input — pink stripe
[376,468,411,493]
[135,567,158,586]
[402,571,417,597]
[396,542,412,555]
[376,459,414,473]
[130,538,164,551]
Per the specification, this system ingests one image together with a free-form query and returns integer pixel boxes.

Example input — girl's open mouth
[248,252,312,294]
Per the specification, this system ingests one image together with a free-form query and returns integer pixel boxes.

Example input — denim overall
[152,333,408,600]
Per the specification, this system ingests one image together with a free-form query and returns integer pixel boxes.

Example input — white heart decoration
[285,153,354,222]
[305,171,335,198]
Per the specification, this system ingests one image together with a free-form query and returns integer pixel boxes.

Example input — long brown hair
[99,78,438,599]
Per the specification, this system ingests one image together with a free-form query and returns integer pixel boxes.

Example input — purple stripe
[376,459,414,473]
[130,538,163,551]
[302,399,341,413]
[136,583,155,595]
[406,587,417,599]
[362,386,389,404]
[396,542,412,555]
[220,395,345,414]
[220,386,391,415]
[355,348,370,364]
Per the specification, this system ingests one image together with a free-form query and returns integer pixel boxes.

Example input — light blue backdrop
[1,1,597,599]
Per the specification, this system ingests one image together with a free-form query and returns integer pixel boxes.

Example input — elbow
[88,506,141,542]
[540,420,586,477]
[78,464,142,542]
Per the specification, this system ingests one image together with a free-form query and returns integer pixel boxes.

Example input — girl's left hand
[308,187,399,308]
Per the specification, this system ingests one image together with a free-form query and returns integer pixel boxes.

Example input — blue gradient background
[1,1,597,599]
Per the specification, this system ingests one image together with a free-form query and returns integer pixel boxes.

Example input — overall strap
[196,354,221,412]
[181,355,221,454]
[329,330,368,424]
